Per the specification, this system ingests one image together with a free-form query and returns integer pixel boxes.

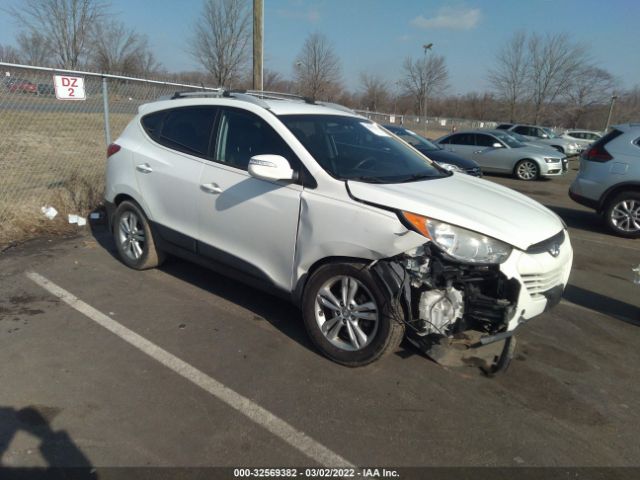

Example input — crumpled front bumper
[499,231,573,331]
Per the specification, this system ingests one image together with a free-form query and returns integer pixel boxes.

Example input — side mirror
[248,155,295,182]
[541,134,549,139]
[492,142,503,148]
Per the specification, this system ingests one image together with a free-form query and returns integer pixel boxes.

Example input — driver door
[197,107,303,292]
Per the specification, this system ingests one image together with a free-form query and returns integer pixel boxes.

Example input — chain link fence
[0,62,219,244]
[355,109,498,139]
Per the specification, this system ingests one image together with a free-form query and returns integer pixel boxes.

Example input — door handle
[200,183,222,194]
[136,163,153,174]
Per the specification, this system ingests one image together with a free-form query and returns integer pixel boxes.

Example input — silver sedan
[435,130,567,181]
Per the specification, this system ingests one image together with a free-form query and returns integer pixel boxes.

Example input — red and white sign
[53,75,86,100]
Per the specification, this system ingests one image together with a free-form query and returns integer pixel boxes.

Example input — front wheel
[604,192,640,238]
[302,263,405,367]
[514,159,539,181]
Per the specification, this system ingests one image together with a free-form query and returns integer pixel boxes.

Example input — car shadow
[0,405,95,473]
[563,284,640,327]
[89,222,319,357]
[89,221,422,361]
[546,205,608,236]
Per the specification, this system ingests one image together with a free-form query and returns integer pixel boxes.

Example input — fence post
[102,76,111,146]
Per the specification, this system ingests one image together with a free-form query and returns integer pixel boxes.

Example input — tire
[514,159,539,181]
[603,191,640,239]
[302,262,405,367]
[113,200,165,269]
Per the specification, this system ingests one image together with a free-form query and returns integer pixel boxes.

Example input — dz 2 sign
[53,75,86,100]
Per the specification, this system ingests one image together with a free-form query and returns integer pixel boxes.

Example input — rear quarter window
[141,111,165,141]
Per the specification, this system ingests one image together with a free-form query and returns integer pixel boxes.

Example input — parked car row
[2,77,56,96]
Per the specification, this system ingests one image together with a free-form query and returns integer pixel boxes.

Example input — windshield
[504,131,528,142]
[391,128,440,151]
[491,131,524,148]
[279,115,448,183]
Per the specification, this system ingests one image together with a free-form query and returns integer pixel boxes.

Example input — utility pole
[253,0,264,91]
[422,43,433,135]
[604,94,618,132]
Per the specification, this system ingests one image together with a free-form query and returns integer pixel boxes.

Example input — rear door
[197,107,303,292]
[441,133,476,159]
[134,106,217,248]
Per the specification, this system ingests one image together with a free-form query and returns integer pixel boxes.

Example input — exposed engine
[416,286,464,336]
[374,243,520,342]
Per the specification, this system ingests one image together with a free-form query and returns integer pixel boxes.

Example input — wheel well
[600,185,640,212]
[114,193,136,206]
[293,256,374,307]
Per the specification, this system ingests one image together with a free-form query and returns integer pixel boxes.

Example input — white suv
[105,91,573,372]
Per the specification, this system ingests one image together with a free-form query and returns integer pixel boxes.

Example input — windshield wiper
[346,176,388,184]
[398,173,444,183]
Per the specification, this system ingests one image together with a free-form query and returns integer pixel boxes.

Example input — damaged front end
[372,243,521,374]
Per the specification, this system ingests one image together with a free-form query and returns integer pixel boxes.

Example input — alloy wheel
[118,210,146,261]
[314,275,379,352]
[610,199,640,233]
[516,161,538,180]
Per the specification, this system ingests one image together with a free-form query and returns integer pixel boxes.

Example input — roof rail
[316,101,356,114]
[244,90,315,104]
[165,88,355,114]
[170,90,223,99]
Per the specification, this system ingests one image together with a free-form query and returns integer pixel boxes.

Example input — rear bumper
[568,190,599,210]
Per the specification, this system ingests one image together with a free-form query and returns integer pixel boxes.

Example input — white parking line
[26,271,355,468]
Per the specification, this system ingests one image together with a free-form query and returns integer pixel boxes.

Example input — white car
[105,91,573,373]
[560,130,602,151]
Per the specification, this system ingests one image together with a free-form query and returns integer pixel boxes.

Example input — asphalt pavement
[0,163,638,476]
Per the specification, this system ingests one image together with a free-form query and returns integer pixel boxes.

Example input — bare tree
[263,69,293,92]
[293,32,342,100]
[488,31,528,122]
[0,43,21,63]
[399,53,448,117]
[188,0,251,88]
[359,72,389,112]
[527,33,588,124]
[90,19,159,76]
[16,32,53,66]
[563,66,616,127]
[7,0,105,69]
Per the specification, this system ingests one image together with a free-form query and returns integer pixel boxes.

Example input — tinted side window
[141,111,165,141]
[215,108,297,171]
[475,134,495,147]
[448,133,475,145]
[513,126,528,135]
[158,107,217,157]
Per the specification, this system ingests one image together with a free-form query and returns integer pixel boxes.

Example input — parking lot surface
[1,164,639,472]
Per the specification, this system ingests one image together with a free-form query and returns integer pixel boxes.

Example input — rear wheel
[113,200,165,269]
[302,263,405,367]
[514,159,539,181]
[604,191,640,238]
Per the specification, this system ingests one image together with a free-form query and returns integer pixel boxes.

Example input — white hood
[347,174,564,251]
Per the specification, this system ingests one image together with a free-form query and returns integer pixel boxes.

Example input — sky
[1,0,639,94]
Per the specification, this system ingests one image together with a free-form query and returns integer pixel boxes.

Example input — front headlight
[544,157,560,163]
[436,162,463,172]
[402,213,513,264]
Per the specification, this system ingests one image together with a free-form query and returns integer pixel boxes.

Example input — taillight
[581,144,612,162]
[107,143,121,158]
